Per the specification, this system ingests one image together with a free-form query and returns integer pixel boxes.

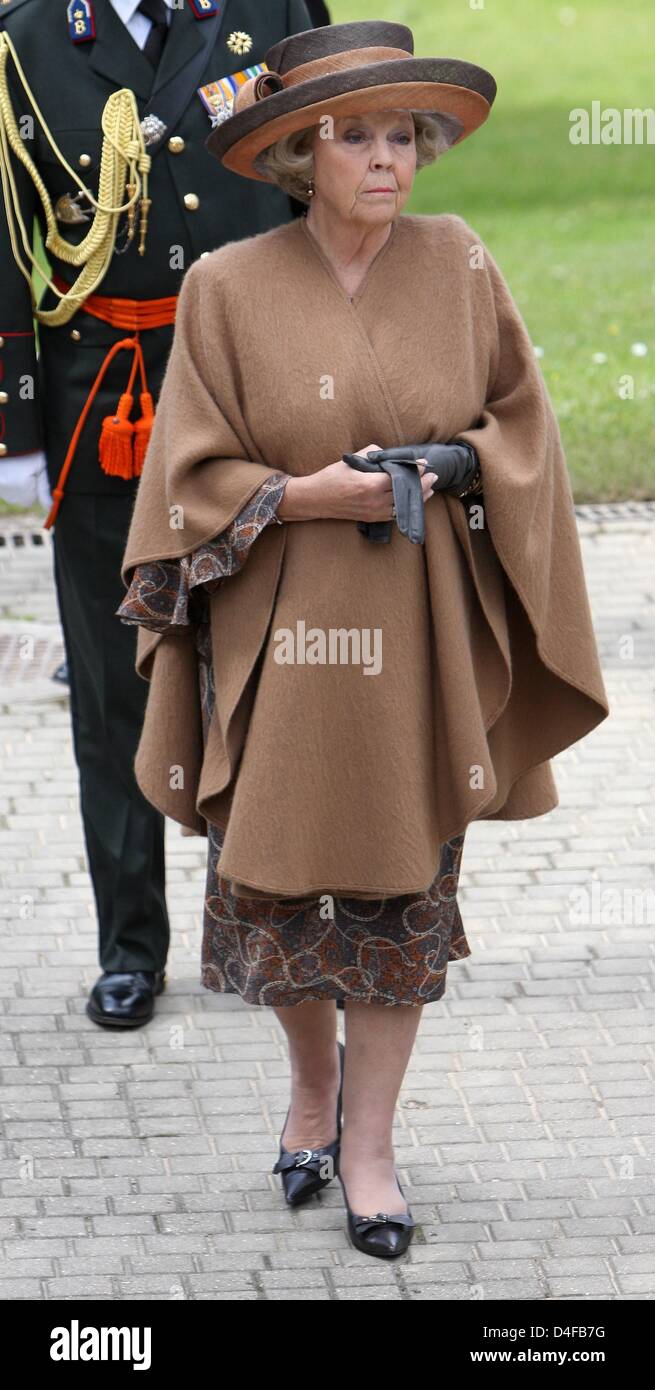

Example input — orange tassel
[99,392,135,479]
[133,391,155,475]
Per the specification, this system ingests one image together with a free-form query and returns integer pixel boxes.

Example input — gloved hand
[343,440,481,545]
[365,441,480,496]
[0,451,53,509]
[342,449,428,545]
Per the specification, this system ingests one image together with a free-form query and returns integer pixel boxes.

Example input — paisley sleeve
[115,470,289,634]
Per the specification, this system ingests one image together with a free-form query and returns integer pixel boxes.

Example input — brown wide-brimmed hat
[206,20,497,181]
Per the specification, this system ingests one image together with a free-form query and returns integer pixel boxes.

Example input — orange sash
[43,277,178,529]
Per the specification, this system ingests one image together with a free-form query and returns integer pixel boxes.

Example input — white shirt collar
[110,0,176,25]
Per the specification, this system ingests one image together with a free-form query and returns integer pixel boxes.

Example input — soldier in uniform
[0,0,322,1027]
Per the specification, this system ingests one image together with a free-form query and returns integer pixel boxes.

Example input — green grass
[2,0,652,511]
[332,0,654,500]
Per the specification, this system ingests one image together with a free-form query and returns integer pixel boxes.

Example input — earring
[306,179,315,197]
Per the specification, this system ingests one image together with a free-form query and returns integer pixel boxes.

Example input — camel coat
[119,211,610,900]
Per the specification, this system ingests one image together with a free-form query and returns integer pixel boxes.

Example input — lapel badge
[140,114,168,146]
[226,31,253,56]
[198,64,268,126]
[66,0,96,44]
[188,0,222,18]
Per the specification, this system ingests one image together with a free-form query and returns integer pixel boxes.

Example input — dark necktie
[137,0,170,69]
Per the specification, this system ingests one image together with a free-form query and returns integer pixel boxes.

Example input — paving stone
[0,510,653,1300]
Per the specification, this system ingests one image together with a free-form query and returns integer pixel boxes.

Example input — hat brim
[207,58,496,181]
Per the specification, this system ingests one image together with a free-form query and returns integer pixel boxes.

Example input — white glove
[0,451,53,509]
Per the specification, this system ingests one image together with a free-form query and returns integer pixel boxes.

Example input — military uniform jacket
[0,0,314,494]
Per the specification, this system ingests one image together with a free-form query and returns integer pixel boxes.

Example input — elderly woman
[117,21,609,1259]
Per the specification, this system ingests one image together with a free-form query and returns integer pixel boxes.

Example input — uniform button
[184,193,199,211]
[0,391,8,404]
[0,443,7,457]
[168,136,185,154]
[70,329,81,341]
[79,153,92,168]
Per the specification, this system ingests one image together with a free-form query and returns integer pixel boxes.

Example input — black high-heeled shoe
[272,1039,344,1207]
[338,1169,415,1258]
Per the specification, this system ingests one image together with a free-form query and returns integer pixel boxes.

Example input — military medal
[226,32,253,56]
[187,0,222,18]
[140,115,167,146]
[66,0,96,44]
[198,64,268,127]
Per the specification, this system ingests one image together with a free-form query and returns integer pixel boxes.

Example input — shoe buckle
[296,1149,316,1167]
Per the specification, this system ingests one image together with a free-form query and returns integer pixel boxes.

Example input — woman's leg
[272,1000,341,1149]
[339,1000,423,1216]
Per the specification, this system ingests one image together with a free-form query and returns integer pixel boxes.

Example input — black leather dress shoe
[338,1170,415,1259]
[272,1040,345,1206]
[86,970,166,1029]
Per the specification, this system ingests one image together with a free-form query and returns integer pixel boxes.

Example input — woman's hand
[277,445,435,523]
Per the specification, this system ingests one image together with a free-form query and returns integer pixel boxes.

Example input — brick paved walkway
[0,509,653,1301]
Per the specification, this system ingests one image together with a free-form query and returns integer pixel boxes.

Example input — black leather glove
[343,441,481,546]
[342,450,427,544]
[366,441,480,495]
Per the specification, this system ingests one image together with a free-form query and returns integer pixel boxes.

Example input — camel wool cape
[120,211,610,901]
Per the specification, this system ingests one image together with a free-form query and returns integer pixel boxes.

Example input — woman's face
[309,109,417,225]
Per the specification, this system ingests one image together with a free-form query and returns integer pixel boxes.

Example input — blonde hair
[252,111,463,203]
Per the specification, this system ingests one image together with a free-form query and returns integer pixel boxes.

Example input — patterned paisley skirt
[195,617,471,1008]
